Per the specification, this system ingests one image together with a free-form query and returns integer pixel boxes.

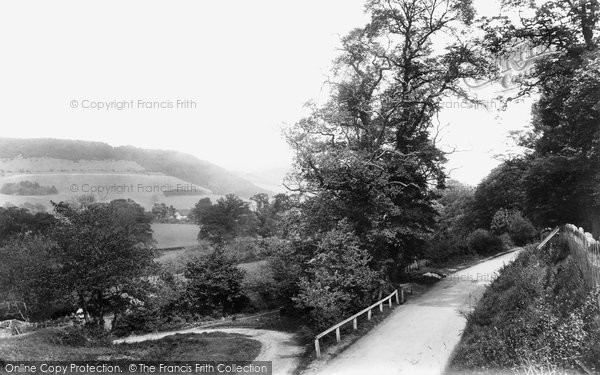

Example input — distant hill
[0,173,222,211]
[0,138,270,198]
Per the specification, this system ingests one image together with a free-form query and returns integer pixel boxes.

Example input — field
[152,223,200,249]
[0,157,145,174]
[0,328,261,361]
[0,173,222,211]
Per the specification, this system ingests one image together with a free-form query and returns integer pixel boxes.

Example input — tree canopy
[286,0,489,280]
[479,0,600,235]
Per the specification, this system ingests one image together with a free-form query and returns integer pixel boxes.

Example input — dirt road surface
[316,250,522,375]
[114,327,302,375]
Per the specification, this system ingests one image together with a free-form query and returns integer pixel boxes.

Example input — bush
[268,241,304,312]
[112,307,161,337]
[498,233,513,248]
[508,214,537,245]
[241,262,278,310]
[294,228,379,330]
[490,209,537,246]
[490,208,514,235]
[56,326,111,346]
[424,231,471,263]
[467,229,504,255]
[182,250,248,316]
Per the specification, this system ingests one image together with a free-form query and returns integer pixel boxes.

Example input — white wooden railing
[314,288,404,358]
[537,226,560,250]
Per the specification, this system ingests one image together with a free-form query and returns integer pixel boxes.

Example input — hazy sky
[0,0,533,186]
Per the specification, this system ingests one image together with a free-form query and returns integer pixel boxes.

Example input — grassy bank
[447,243,600,374]
[0,328,261,361]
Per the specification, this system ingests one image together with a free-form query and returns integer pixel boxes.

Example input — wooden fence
[539,224,600,309]
[314,288,404,358]
[561,224,600,290]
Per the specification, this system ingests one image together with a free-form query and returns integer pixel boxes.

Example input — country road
[315,249,522,375]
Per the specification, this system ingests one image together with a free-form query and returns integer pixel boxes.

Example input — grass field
[155,247,214,274]
[0,173,221,211]
[0,328,261,361]
[152,223,200,249]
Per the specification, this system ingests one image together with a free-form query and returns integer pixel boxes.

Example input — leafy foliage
[466,229,505,255]
[51,199,156,326]
[451,245,600,371]
[491,209,537,246]
[286,0,489,282]
[469,158,529,230]
[479,0,600,236]
[250,193,293,237]
[294,227,380,329]
[181,251,248,316]
[426,180,476,262]
[0,235,60,320]
[151,203,178,223]
[193,195,258,245]
[0,206,56,244]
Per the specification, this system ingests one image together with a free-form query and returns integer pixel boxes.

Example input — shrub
[112,271,189,337]
[294,228,379,330]
[241,262,278,310]
[56,325,111,346]
[268,241,304,312]
[490,208,514,235]
[424,231,471,263]
[182,250,248,316]
[490,209,537,246]
[112,307,160,337]
[508,214,537,245]
[498,233,513,248]
[467,229,504,255]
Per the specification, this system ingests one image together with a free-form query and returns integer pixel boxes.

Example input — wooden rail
[537,226,560,250]
[314,288,404,358]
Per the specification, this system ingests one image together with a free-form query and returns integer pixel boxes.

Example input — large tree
[480,0,600,235]
[286,0,488,280]
[194,194,258,244]
[469,157,529,229]
[51,199,156,326]
[250,193,293,237]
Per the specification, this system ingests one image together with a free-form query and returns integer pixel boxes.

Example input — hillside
[0,173,222,211]
[0,138,270,198]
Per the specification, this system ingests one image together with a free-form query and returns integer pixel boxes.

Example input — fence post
[379,302,383,312]
[401,288,405,303]
[315,339,321,358]
[353,318,357,330]
[368,309,372,320]
[335,327,341,342]
[395,290,400,304]
[388,297,392,308]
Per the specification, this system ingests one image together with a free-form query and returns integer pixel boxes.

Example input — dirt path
[313,250,522,375]
[114,327,303,375]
